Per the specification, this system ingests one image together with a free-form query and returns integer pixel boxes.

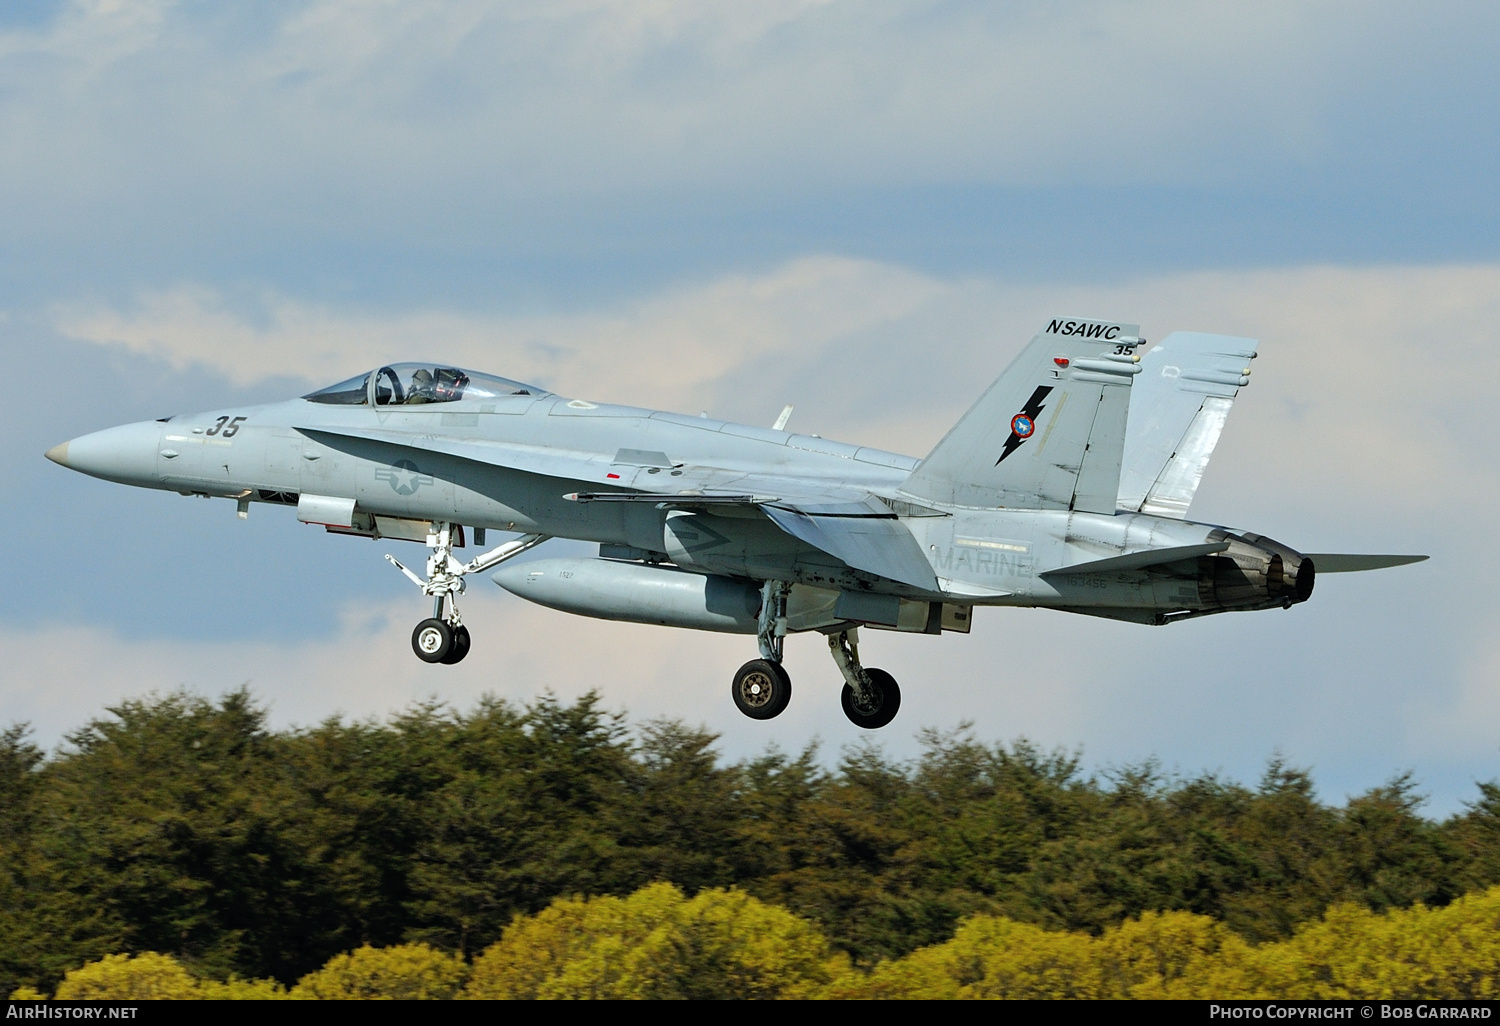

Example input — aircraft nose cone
[51,421,164,486]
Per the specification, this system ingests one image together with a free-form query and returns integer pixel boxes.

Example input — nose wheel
[411,619,473,664]
[444,624,472,664]
[386,523,548,665]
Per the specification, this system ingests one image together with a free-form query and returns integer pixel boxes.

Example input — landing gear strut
[828,627,901,729]
[731,581,793,720]
[387,523,548,664]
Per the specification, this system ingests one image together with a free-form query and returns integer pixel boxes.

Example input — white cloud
[0,590,747,747]
[0,0,1490,211]
[52,256,948,407]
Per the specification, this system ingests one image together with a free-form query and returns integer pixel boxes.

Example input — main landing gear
[732,580,793,719]
[730,581,901,729]
[828,628,901,730]
[732,659,792,720]
[386,523,548,665]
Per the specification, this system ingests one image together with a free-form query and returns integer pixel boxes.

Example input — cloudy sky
[5,0,1497,813]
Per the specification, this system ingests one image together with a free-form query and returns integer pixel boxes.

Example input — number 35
[207,416,247,438]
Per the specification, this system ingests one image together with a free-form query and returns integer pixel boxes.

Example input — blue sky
[4,0,1498,813]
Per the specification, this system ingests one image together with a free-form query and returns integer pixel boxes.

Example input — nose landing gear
[411,615,472,664]
[387,523,548,664]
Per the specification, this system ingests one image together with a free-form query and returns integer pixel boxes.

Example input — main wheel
[412,618,454,663]
[732,659,792,720]
[841,668,901,729]
[440,625,471,665]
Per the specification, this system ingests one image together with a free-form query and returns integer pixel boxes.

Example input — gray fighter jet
[45,318,1425,728]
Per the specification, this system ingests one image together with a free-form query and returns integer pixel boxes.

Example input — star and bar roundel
[996,385,1053,465]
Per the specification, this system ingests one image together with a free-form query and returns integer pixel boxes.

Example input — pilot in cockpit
[304,363,541,406]
[407,368,435,404]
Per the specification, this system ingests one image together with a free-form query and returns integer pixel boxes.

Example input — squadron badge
[996,386,1053,464]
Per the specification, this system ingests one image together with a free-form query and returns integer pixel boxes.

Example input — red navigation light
[1054,357,1070,367]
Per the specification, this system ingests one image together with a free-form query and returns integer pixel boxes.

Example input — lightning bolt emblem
[996,386,1053,465]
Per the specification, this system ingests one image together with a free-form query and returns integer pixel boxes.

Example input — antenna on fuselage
[772,404,794,431]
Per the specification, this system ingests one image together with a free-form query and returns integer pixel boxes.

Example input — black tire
[841,668,901,729]
[412,618,453,663]
[440,625,471,665]
[731,659,792,720]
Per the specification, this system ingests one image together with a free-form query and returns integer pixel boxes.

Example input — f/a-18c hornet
[46,318,1425,728]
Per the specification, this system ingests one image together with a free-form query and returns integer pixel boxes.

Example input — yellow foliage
[198,975,290,999]
[1251,888,1500,1000]
[29,957,286,1000]
[848,911,1253,999]
[53,952,202,1000]
[1098,910,1261,998]
[842,887,1500,1000]
[291,943,467,1000]
[29,884,1500,1000]
[466,882,853,999]
[849,916,1102,999]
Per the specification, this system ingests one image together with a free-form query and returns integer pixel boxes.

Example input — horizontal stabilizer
[761,501,939,591]
[1304,553,1429,573]
[1041,542,1229,577]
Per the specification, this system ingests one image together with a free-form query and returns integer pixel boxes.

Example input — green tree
[26,690,364,983]
[1443,780,1500,892]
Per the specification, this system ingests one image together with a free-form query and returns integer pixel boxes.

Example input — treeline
[3,689,1500,994]
[23,884,1500,999]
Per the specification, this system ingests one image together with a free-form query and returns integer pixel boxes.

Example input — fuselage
[48,386,1312,625]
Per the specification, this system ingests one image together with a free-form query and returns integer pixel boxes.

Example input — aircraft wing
[1117,331,1258,517]
[573,492,940,590]
[760,498,939,591]
[299,423,937,587]
[297,425,871,503]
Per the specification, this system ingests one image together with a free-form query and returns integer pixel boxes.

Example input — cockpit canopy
[304,364,547,406]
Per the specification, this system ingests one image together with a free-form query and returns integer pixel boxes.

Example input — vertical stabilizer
[1117,331,1257,517]
[901,318,1142,511]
